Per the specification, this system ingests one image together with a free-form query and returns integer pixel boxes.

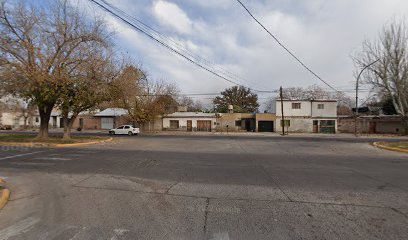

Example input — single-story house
[162,112,217,132]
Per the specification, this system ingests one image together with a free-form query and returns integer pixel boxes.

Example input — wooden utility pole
[280,86,285,136]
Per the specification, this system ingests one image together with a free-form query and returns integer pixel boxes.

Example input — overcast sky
[37,0,408,106]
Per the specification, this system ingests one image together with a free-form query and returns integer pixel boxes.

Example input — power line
[99,0,258,89]
[89,0,276,93]
[235,0,339,92]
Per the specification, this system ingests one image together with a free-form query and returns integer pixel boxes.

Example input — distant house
[275,99,338,133]
[94,108,129,129]
[162,112,217,132]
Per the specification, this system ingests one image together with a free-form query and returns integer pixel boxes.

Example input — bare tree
[0,0,112,139]
[110,65,179,128]
[354,20,408,134]
[59,50,116,139]
[281,85,331,100]
[178,96,204,112]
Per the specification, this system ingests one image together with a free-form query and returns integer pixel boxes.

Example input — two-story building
[275,99,338,133]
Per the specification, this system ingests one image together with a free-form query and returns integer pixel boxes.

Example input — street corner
[0,177,11,209]
[373,142,408,154]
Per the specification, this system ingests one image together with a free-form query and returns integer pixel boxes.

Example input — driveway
[0,135,407,239]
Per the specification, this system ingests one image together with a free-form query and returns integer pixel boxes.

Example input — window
[292,103,301,109]
[117,126,124,129]
[320,120,335,126]
[235,120,242,127]
[280,120,290,127]
[35,117,39,123]
[317,104,324,109]
[169,120,179,129]
[124,126,130,129]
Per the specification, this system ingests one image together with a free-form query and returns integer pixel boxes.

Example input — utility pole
[280,86,285,136]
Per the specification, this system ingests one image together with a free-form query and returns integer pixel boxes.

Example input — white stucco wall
[276,100,337,118]
[163,117,216,130]
[276,101,312,117]
[276,117,338,133]
[1,112,25,127]
[311,101,337,118]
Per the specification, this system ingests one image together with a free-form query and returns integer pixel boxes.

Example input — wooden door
[197,120,211,132]
[187,120,192,132]
[369,122,376,134]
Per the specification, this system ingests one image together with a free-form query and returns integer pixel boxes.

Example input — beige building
[216,113,276,132]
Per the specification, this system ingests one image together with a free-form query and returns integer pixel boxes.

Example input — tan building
[216,113,276,132]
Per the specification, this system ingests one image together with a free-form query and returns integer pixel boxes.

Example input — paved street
[0,134,407,239]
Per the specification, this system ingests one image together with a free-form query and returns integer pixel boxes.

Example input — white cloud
[152,0,192,34]
[83,0,408,106]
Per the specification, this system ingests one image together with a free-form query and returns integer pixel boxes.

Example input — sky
[27,0,408,108]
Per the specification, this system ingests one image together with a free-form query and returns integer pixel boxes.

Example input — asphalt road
[0,134,407,239]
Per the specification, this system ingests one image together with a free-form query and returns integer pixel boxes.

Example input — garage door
[258,121,274,132]
[320,120,336,133]
[101,117,114,129]
[197,120,212,132]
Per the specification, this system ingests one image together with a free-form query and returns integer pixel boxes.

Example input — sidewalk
[142,130,408,139]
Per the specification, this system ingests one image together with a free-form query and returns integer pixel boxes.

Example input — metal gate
[258,121,274,132]
[319,120,336,133]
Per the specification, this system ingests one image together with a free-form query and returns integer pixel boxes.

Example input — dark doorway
[187,120,192,132]
[243,119,255,132]
[313,120,319,133]
[79,118,84,129]
[258,121,274,132]
[369,122,377,134]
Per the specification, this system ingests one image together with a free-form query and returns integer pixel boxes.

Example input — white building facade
[276,99,338,133]
[162,112,217,132]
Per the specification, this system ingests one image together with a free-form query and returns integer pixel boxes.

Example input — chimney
[228,105,233,113]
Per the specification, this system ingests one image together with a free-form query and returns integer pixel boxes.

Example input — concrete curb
[0,137,113,148]
[0,178,10,210]
[372,142,408,153]
[54,137,113,147]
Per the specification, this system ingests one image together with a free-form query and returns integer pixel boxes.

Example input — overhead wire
[89,0,276,93]
[235,0,340,92]
[99,0,254,88]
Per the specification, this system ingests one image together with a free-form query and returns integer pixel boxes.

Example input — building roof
[276,99,337,102]
[163,112,216,118]
[94,108,128,117]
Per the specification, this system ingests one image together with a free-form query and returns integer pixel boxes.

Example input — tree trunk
[23,116,28,129]
[37,105,53,139]
[62,114,78,140]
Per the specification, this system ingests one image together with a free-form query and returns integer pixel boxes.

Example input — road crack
[203,198,210,236]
